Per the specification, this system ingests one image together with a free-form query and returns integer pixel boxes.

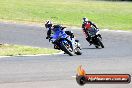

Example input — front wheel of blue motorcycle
[60,42,74,56]
[75,48,82,55]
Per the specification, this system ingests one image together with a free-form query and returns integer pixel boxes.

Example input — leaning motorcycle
[86,28,104,48]
[49,29,82,56]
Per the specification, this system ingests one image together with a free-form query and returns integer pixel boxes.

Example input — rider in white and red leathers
[81,17,101,45]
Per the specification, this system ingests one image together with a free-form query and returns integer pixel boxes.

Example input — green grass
[0,44,60,56]
[0,0,132,30]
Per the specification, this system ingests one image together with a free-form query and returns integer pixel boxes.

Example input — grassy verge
[0,0,132,30]
[0,44,60,56]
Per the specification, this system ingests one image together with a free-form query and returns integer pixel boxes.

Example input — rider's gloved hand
[46,36,50,39]
[96,28,99,31]
[46,36,49,39]
[46,35,51,39]
[98,34,102,39]
[48,37,53,42]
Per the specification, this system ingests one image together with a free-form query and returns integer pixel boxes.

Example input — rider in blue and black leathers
[45,20,75,49]
[45,20,74,40]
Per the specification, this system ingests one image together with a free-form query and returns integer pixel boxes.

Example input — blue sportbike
[49,25,82,56]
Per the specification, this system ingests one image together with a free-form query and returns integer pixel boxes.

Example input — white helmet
[82,17,88,23]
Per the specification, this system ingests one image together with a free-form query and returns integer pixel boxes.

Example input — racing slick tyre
[75,48,82,55]
[60,42,74,56]
[96,38,104,48]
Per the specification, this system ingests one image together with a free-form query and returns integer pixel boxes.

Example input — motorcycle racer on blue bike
[44,21,81,54]
[45,20,74,40]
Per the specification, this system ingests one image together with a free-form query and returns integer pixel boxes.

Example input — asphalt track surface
[0,22,132,88]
